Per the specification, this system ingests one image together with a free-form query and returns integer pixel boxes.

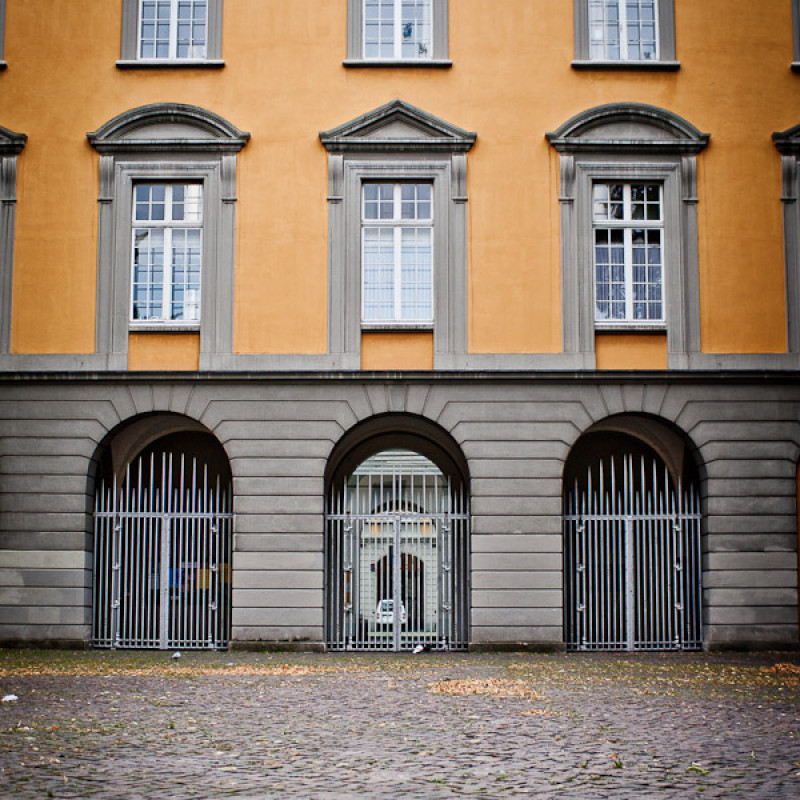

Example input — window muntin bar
[362,183,433,324]
[588,0,658,61]
[593,182,663,324]
[131,183,203,323]
[364,0,432,60]
[139,0,207,60]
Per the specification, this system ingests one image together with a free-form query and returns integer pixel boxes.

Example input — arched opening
[325,416,469,651]
[91,414,233,650]
[563,415,703,651]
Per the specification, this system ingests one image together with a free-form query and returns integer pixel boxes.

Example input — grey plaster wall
[0,373,798,650]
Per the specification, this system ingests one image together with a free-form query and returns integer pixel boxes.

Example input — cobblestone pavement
[0,650,798,798]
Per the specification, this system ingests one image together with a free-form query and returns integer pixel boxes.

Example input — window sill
[362,322,434,332]
[116,59,225,70]
[572,59,680,72]
[595,323,667,333]
[792,62,800,73]
[130,324,201,333]
[343,59,452,69]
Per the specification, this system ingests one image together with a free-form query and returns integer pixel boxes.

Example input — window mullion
[394,0,402,60]
[169,0,178,59]
[393,184,402,320]
[618,0,628,61]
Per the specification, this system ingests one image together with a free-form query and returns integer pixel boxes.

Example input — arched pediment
[0,124,27,155]
[547,103,709,155]
[320,99,476,153]
[87,103,250,154]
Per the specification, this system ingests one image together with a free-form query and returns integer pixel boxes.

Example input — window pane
[363,227,395,320]
[400,227,432,319]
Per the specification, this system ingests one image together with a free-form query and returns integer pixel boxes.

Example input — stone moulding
[546,102,710,155]
[87,103,250,154]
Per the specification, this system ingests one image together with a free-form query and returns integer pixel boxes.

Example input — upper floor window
[362,183,433,324]
[593,182,663,324]
[365,0,431,60]
[590,0,657,61]
[346,0,450,67]
[132,184,203,324]
[573,0,678,70]
[139,0,207,60]
[119,0,223,67]
[793,0,800,72]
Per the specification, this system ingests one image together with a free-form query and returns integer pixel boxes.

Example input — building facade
[0,0,799,651]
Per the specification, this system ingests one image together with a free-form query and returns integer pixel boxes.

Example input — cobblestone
[0,650,798,798]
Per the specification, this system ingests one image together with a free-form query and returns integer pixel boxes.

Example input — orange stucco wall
[128,333,200,371]
[361,332,434,371]
[595,333,668,371]
[2,0,794,361]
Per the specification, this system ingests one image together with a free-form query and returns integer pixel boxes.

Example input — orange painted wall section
[361,332,434,371]
[2,1,795,361]
[595,334,668,371]
[128,334,200,371]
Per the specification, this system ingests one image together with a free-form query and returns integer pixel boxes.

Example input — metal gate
[92,452,233,649]
[564,454,702,651]
[326,450,469,651]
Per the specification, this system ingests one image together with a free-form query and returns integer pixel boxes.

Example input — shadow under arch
[563,412,704,492]
[325,412,470,498]
[91,411,231,490]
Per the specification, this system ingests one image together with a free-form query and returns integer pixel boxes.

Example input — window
[0,124,26,354]
[131,184,203,324]
[119,0,223,67]
[320,100,476,368]
[547,104,709,368]
[362,183,433,324]
[593,182,664,324]
[138,0,207,59]
[573,0,678,69]
[346,0,450,66]
[87,104,249,370]
[364,0,431,60]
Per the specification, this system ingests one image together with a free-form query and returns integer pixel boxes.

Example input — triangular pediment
[0,124,27,156]
[774,124,800,156]
[320,100,476,153]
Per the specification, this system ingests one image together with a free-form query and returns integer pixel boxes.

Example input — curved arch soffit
[567,414,697,488]
[546,102,710,155]
[326,414,469,492]
[98,413,223,485]
[87,103,250,154]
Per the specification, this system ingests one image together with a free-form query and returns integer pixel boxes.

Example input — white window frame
[119,0,224,68]
[130,183,204,327]
[361,182,434,325]
[346,0,450,67]
[573,0,678,70]
[592,181,665,326]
